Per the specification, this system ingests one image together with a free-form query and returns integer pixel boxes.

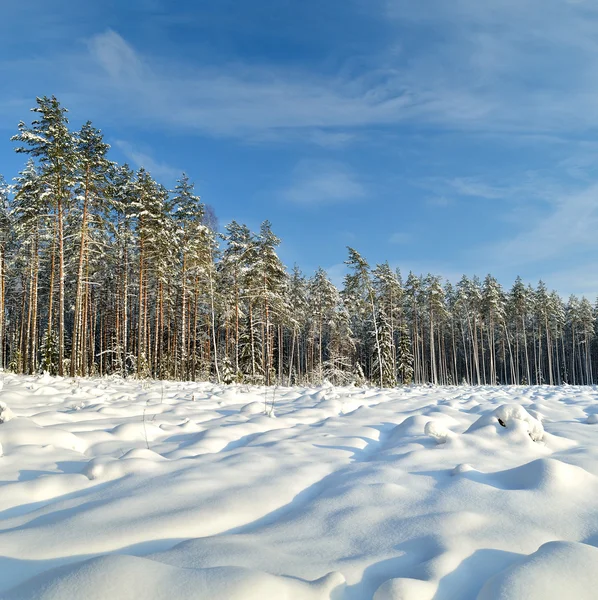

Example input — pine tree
[0,175,10,369]
[4,96,598,388]
[309,267,340,381]
[373,262,403,373]
[397,320,414,384]
[11,161,45,373]
[70,122,111,376]
[343,247,382,385]
[404,272,424,384]
[254,221,287,385]
[482,275,505,385]
[426,274,446,385]
[129,168,167,376]
[172,174,205,379]
[509,276,531,385]
[221,355,235,385]
[220,221,255,373]
[12,96,77,376]
[372,307,396,387]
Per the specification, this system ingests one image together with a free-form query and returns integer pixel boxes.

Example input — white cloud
[114,140,181,181]
[9,6,598,143]
[88,29,144,81]
[5,0,598,143]
[283,160,366,206]
[491,182,598,265]
[448,178,506,200]
[540,262,598,299]
[77,30,416,139]
[381,0,598,134]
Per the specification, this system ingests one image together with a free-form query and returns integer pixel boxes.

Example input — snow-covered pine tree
[130,168,166,377]
[70,122,112,377]
[254,221,287,385]
[371,306,396,388]
[426,274,446,386]
[219,221,255,374]
[284,265,308,384]
[343,247,382,386]
[508,276,531,385]
[11,162,45,373]
[372,262,403,370]
[404,271,424,384]
[0,175,10,369]
[220,355,235,384]
[239,308,264,383]
[397,320,414,384]
[482,274,505,385]
[105,163,136,376]
[578,297,595,385]
[308,267,340,382]
[12,96,77,375]
[172,173,205,379]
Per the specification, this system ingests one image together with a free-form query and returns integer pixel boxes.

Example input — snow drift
[1,375,598,599]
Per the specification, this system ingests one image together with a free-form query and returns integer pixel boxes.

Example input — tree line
[0,96,596,387]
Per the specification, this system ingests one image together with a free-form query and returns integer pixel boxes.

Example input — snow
[478,541,598,600]
[1,376,598,599]
[466,403,545,442]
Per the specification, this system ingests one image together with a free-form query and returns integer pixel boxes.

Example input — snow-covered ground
[1,375,598,599]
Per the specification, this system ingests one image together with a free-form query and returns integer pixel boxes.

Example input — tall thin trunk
[57,187,66,377]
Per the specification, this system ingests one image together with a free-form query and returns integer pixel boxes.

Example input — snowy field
[1,376,598,599]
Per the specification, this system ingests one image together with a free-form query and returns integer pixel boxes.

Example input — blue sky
[2,0,598,296]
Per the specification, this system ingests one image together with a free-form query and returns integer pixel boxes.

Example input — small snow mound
[83,456,112,480]
[120,448,167,461]
[388,415,430,441]
[3,554,346,600]
[240,402,264,415]
[488,458,592,492]
[477,541,598,600]
[466,404,544,442]
[0,401,14,423]
[424,420,453,444]
[0,418,87,452]
[110,421,162,442]
[83,452,162,480]
[373,577,436,600]
[452,463,474,476]
[586,414,598,424]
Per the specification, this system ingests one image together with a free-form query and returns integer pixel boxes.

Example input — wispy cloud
[382,0,598,134]
[419,172,563,206]
[283,160,366,205]
[77,30,416,139]
[540,262,598,299]
[491,182,598,265]
[448,177,506,200]
[114,140,181,181]
[8,6,598,143]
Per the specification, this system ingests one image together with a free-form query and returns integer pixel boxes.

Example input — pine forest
[1,96,596,387]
